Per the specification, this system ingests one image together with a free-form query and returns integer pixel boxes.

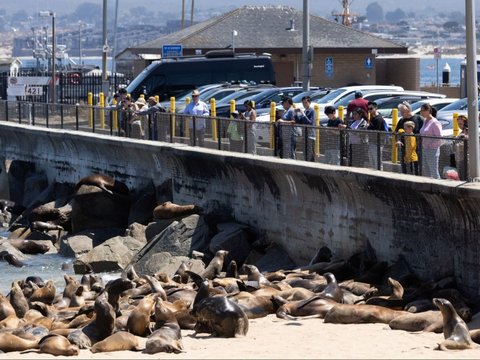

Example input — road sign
[325,57,334,77]
[162,44,183,58]
[434,47,442,59]
[25,86,43,96]
[365,57,374,69]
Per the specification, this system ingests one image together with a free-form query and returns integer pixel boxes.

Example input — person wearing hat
[136,96,167,140]
[183,89,210,146]
[346,91,368,123]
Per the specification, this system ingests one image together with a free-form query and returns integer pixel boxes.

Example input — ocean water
[420,57,463,86]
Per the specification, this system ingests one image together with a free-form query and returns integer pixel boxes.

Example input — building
[118,5,417,89]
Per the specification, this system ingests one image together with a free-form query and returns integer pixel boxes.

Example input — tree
[366,2,384,23]
[385,8,406,23]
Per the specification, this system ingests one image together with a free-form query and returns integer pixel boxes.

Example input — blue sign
[162,44,183,58]
[325,57,334,77]
[365,57,374,69]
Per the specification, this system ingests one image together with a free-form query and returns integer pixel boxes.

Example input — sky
[0,0,469,16]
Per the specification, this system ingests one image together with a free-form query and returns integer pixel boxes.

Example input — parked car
[436,98,480,136]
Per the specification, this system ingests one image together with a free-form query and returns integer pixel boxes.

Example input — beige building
[118,5,418,90]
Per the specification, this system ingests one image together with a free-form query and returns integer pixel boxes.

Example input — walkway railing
[0,100,468,181]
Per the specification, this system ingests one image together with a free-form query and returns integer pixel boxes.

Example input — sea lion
[126,294,156,337]
[0,333,38,352]
[272,295,337,320]
[144,275,167,300]
[192,278,249,337]
[324,303,408,324]
[9,281,29,318]
[69,286,86,308]
[90,331,141,353]
[433,297,478,350]
[9,239,49,255]
[365,277,406,309]
[0,293,16,321]
[174,260,193,284]
[0,314,23,329]
[30,221,64,232]
[388,310,443,332]
[29,280,56,305]
[201,250,229,280]
[316,272,343,303]
[63,274,80,300]
[144,299,184,354]
[242,264,281,290]
[0,250,24,267]
[38,334,79,356]
[152,201,201,220]
[74,174,129,196]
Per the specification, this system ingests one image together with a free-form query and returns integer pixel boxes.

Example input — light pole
[78,21,84,65]
[232,30,238,53]
[39,11,55,104]
[302,0,311,91]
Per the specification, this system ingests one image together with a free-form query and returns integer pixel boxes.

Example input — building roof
[133,5,407,54]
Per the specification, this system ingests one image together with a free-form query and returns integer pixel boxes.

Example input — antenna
[331,0,358,27]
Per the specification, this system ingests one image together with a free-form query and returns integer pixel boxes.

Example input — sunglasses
[192,95,199,97]
[368,107,375,110]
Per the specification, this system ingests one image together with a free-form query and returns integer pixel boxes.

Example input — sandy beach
[0,314,479,359]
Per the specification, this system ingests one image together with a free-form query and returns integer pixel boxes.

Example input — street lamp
[78,21,84,65]
[39,10,56,104]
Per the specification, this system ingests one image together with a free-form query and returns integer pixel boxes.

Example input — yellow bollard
[99,92,105,129]
[453,112,459,137]
[170,96,176,138]
[314,104,320,156]
[184,97,191,137]
[112,98,118,131]
[338,105,345,124]
[139,94,145,99]
[391,108,399,164]
[88,92,93,128]
[251,100,255,108]
[210,98,217,141]
[154,95,159,103]
[269,101,276,149]
[229,100,236,118]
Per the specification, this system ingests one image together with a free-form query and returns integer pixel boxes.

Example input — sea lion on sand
[63,275,80,300]
[201,250,229,280]
[242,264,281,290]
[272,295,337,320]
[126,294,156,337]
[0,293,16,321]
[388,310,443,332]
[144,299,184,354]
[10,281,29,318]
[91,331,141,353]
[69,286,86,308]
[153,201,201,220]
[74,174,129,196]
[0,250,24,267]
[37,334,79,356]
[324,303,408,324]
[144,275,167,300]
[0,333,38,352]
[433,297,478,350]
[315,272,343,303]
[192,278,249,337]
[29,280,56,305]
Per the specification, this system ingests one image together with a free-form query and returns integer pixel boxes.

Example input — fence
[0,100,468,181]
[0,71,133,104]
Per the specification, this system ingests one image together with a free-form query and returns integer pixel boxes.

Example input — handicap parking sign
[325,57,334,77]
[365,57,374,69]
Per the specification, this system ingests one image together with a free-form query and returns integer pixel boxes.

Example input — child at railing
[396,121,418,175]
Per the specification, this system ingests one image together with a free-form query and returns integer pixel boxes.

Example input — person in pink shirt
[419,103,442,179]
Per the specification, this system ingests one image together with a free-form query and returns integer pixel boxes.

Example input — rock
[60,228,126,258]
[130,214,210,273]
[74,235,146,274]
[126,223,147,243]
[70,185,130,233]
[23,173,49,207]
[208,222,253,267]
[0,240,28,260]
[145,219,176,242]
[128,183,157,225]
[130,252,205,277]
[254,244,296,272]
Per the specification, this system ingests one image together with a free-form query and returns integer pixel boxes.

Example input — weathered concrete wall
[1,122,480,295]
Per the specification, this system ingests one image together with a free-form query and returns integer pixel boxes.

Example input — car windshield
[440,98,468,111]
[217,89,263,105]
[313,88,344,103]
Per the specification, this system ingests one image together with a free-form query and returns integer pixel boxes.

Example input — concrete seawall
[1,122,480,296]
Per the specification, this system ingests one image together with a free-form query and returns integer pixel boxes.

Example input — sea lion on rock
[74,174,129,196]
[144,299,184,354]
[434,297,478,350]
[90,331,141,353]
[153,201,201,220]
[9,239,49,255]
[30,221,63,233]
[0,250,23,267]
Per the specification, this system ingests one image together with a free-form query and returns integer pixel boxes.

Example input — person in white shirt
[183,89,210,146]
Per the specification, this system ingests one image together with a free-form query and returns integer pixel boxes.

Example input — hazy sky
[0,0,469,16]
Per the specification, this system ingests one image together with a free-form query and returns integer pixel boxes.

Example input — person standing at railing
[396,121,418,175]
[348,108,368,167]
[183,89,209,146]
[366,101,387,170]
[324,106,346,165]
[276,97,296,159]
[239,100,257,155]
[396,101,424,134]
[419,103,442,179]
[136,96,166,141]
[293,96,315,161]
[453,114,468,179]
[346,91,368,123]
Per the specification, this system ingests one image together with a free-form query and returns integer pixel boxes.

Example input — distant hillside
[0,0,463,16]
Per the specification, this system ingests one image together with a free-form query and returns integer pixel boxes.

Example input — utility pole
[466,0,480,180]
[302,0,311,91]
[181,0,185,30]
[190,0,195,26]
[101,0,109,96]
[111,0,119,74]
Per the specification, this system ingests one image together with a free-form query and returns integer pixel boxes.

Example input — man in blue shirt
[294,96,316,161]
[276,97,296,159]
[183,89,210,146]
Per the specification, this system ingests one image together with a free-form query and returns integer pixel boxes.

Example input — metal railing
[0,100,468,181]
